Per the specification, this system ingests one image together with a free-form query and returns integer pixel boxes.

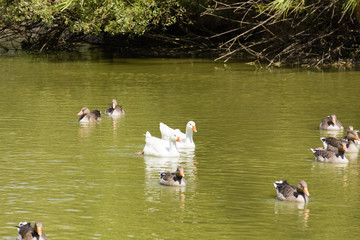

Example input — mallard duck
[142,131,181,157]
[16,221,47,240]
[77,107,102,123]
[273,180,309,202]
[319,114,343,130]
[160,166,187,186]
[160,121,197,149]
[104,99,125,116]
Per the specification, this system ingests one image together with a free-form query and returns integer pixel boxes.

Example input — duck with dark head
[15,221,47,240]
[160,166,187,186]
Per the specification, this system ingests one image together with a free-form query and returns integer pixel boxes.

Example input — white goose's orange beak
[192,126,197,132]
[176,136,181,142]
[304,188,310,197]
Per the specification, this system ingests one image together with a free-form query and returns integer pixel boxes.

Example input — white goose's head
[187,121,197,132]
[170,132,181,143]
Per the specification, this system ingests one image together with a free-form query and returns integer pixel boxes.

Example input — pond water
[1,53,360,239]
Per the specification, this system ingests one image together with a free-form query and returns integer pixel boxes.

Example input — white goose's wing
[160,122,186,140]
[174,129,186,140]
[144,131,175,156]
[160,122,174,140]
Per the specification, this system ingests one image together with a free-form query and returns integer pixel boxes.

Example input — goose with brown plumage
[104,99,125,116]
[77,107,102,123]
[15,221,47,240]
[346,129,359,152]
[273,180,310,202]
[320,137,346,153]
[160,166,187,186]
[310,141,348,163]
[319,114,343,130]
[343,126,360,152]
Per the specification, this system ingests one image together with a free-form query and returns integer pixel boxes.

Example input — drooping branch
[203,0,360,66]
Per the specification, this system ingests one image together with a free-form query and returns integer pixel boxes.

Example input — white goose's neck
[169,139,178,151]
[185,128,193,143]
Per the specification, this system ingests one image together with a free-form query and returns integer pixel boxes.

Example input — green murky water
[1,54,360,239]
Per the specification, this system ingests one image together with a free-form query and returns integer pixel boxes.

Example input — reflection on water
[274,201,310,227]
[144,149,196,174]
[319,129,344,137]
[144,155,182,173]
[346,152,359,161]
[78,122,102,138]
[311,161,349,177]
[104,114,124,134]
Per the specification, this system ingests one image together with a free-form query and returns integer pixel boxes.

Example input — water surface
[1,54,360,239]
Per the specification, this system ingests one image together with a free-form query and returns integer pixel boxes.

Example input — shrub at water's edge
[0,0,188,51]
[1,0,360,67]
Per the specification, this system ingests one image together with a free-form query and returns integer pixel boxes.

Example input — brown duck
[273,180,310,202]
[320,137,346,153]
[160,166,187,186]
[77,107,102,123]
[319,114,343,130]
[104,99,125,116]
[310,141,348,163]
[16,221,47,240]
[343,126,360,152]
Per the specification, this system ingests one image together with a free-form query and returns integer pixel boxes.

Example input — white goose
[143,131,181,157]
[160,121,197,149]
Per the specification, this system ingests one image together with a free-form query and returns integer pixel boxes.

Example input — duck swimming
[343,126,360,152]
[310,141,348,163]
[320,137,346,153]
[273,180,309,202]
[160,166,187,186]
[15,221,47,240]
[319,114,343,130]
[77,107,102,123]
[104,99,125,116]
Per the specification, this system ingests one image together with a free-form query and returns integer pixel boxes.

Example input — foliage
[0,0,187,50]
[267,0,360,18]
[267,0,306,18]
[342,0,360,15]
[53,0,185,35]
